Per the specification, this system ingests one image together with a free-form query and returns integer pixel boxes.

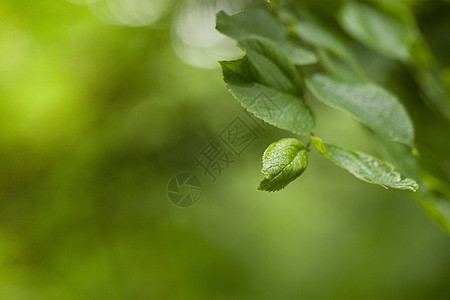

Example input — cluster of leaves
[216,0,450,232]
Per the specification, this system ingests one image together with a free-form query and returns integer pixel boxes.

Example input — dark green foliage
[217,1,450,232]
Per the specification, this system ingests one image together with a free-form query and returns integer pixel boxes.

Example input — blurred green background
[0,0,449,299]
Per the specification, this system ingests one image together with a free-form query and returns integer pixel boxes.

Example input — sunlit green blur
[0,0,449,299]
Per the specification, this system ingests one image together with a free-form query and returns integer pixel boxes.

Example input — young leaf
[238,36,303,96]
[338,2,416,61]
[258,138,308,191]
[216,9,317,66]
[220,58,315,136]
[311,137,419,191]
[306,74,415,147]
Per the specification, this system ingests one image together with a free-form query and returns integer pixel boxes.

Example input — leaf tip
[257,179,286,192]
[410,182,419,192]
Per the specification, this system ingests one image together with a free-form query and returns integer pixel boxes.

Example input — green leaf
[372,135,420,180]
[258,138,308,191]
[317,49,367,83]
[306,74,415,146]
[294,19,348,60]
[310,136,327,156]
[219,55,256,84]
[216,9,286,43]
[293,18,364,75]
[281,42,318,66]
[238,36,302,96]
[338,2,416,61]
[216,9,317,66]
[220,58,316,135]
[311,137,419,191]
